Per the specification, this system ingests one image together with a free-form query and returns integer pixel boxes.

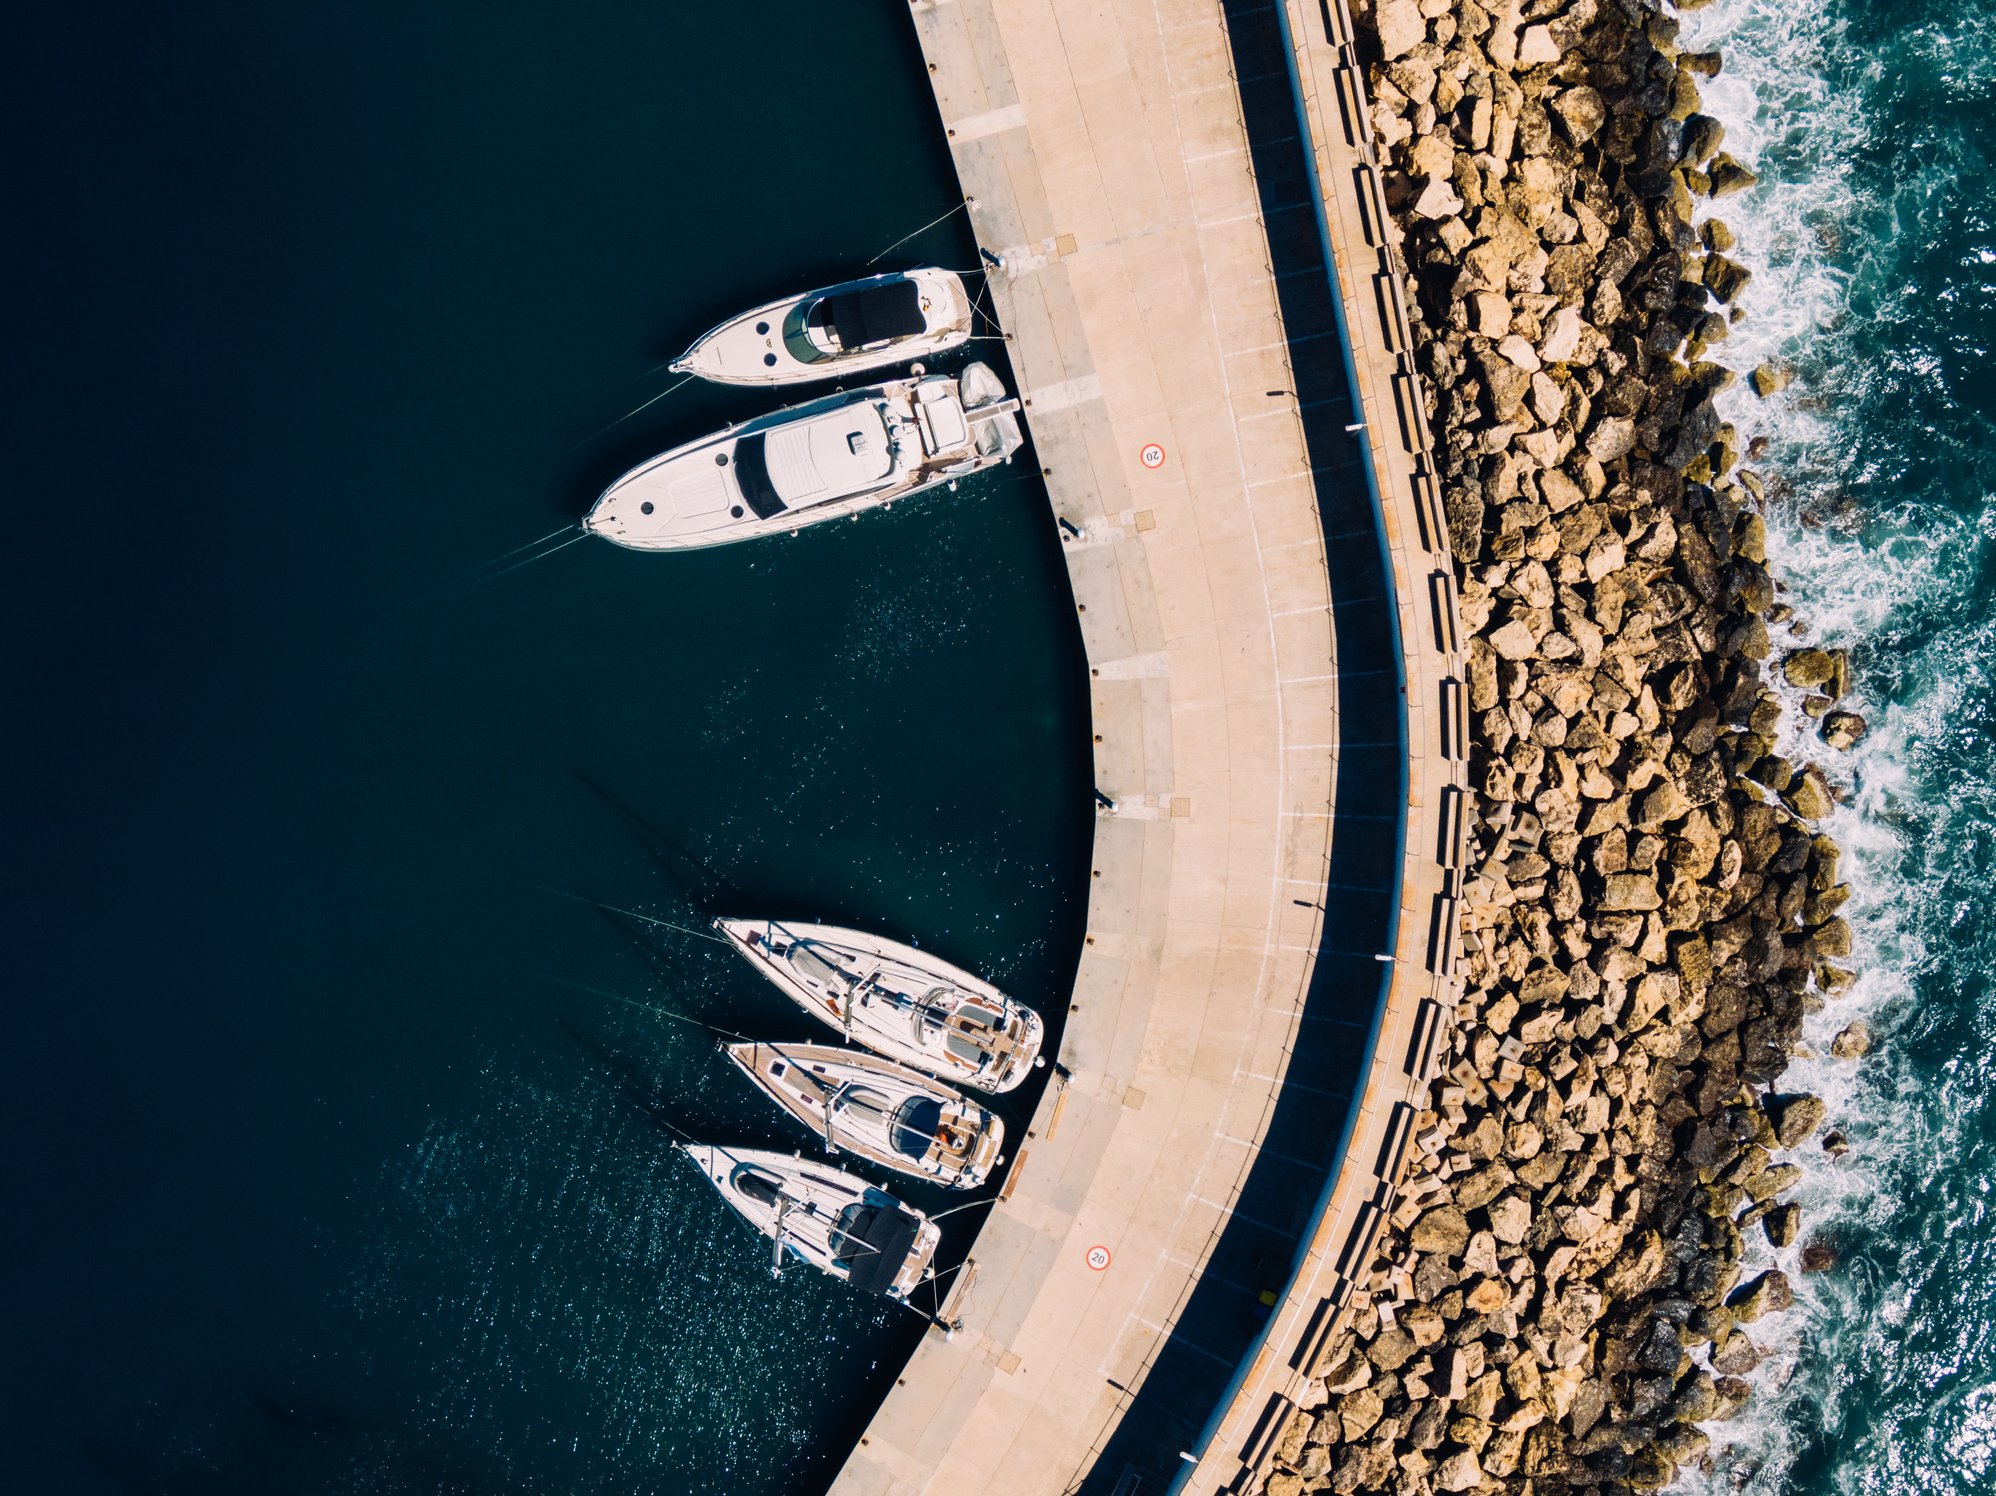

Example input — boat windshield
[730,433,787,519]
[891,1097,944,1158]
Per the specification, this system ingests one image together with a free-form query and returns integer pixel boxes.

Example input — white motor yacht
[717,918,1045,1094]
[723,1040,1005,1190]
[679,1144,940,1300]
[583,362,1021,552]
[671,269,972,386]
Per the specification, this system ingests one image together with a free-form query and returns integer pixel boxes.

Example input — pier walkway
[832,3,1465,1493]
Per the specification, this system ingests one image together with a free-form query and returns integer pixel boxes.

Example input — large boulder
[1412,1204,1473,1256]
[1552,86,1607,145]
[1729,1269,1794,1322]
[1772,1092,1827,1148]
[1486,1192,1533,1244]
[1586,415,1638,463]
[1783,648,1839,689]
[1375,0,1428,60]
[1366,1322,1418,1371]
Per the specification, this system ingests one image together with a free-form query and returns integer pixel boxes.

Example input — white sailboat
[679,1144,940,1300]
[717,918,1045,1094]
[583,363,1021,552]
[723,1040,1005,1190]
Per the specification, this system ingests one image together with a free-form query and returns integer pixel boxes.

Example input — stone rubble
[1258,1,1863,1491]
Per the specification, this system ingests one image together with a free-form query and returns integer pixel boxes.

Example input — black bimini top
[834,1202,923,1297]
[810,279,925,349]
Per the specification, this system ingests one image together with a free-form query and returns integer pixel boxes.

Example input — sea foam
[1677,0,1996,1491]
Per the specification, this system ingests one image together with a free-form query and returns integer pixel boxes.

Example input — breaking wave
[1676,0,1996,1490]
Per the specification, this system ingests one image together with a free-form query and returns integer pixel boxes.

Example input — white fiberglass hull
[723,1041,1005,1190]
[679,1144,939,1299]
[716,918,1045,1094]
[583,362,1020,552]
[672,269,972,387]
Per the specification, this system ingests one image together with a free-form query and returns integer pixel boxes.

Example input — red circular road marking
[1086,1245,1112,1271]
[1139,443,1166,469]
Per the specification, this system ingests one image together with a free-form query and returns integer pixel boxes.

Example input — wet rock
[1729,1269,1794,1323]
[1786,767,1836,822]
[1801,1239,1839,1272]
[1710,1330,1761,1375]
[1823,709,1868,749]
[1764,1202,1802,1248]
[1832,1020,1873,1058]
[1708,153,1759,196]
[1771,1093,1827,1148]
[1751,361,1792,397]
[1628,1447,1678,1491]
[1783,649,1840,690]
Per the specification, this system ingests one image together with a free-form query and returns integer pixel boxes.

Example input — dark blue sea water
[1,6,1088,1493]
[1680,0,1996,1491]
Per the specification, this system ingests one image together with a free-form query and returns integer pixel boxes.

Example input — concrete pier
[832,2,1465,1492]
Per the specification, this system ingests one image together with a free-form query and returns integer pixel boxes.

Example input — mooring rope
[472,527,592,584]
[866,200,971,266]
[560,370,700,457]
[472,523,578,574]
[547,974,751,1043]
[516,877,735,947]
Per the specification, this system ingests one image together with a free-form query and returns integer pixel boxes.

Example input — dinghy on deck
[723,1040,1005,1190]
[671,269,972,386]
[583,362,1021,552]
[679,1144,939,1300]
[717,918,1044,1094]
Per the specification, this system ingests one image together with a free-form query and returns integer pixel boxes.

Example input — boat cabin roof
[734,402,895,514]
[808,279,925,348]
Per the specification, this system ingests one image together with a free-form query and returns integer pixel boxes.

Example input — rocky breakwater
[1256,1,1864,1492]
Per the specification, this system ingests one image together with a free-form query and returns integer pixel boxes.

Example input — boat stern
[961,360,1024,464]
[937,1104,1006,1190]
[894,1217,943,1299]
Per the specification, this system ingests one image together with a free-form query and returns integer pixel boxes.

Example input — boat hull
[723,1040,1004,1189]
[583,363,1019,552]
[672,269,972,387]
[680,1144,939,1298]
[717,918,1045,1093]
